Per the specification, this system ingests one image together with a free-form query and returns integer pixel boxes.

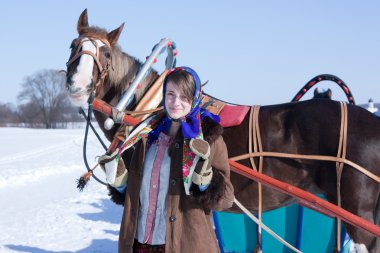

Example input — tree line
[0,69,84,128]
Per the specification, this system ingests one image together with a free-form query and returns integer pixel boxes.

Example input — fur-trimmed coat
[108,117,234,253]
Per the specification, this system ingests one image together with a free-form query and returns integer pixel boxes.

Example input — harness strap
[67,37,110,72]
[335,101,348,252]
[66,37,112,98]
[248,107,257,171]
[67,50,104,73]
[255,106,264,252]
[233,102,376,252]
[248,106,264,252]
[230,152,380,183]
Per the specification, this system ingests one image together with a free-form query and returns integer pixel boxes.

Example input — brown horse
[66,9,380,252]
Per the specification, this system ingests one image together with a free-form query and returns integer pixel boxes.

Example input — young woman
[103,67,234,253]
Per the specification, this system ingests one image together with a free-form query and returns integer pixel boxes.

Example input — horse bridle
[67,36,113,188]
[66,36,113,96]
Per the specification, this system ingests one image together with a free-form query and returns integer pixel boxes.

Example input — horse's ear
[107,23,125,45]
[77,9,89,34]
[327,88,332,98]
[314,88,319,95]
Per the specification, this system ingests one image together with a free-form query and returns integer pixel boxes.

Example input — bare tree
[0,102,20,126]
[17,69,73,128]
[17,102,44,127]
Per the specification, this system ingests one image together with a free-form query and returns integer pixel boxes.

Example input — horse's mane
[110,50,158,102]
[82,25,158,102]
[79,26,109,38]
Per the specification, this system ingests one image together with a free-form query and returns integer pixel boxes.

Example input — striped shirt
[136,132,171,245]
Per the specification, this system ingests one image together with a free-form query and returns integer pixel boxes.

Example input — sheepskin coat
[108,117,234,253]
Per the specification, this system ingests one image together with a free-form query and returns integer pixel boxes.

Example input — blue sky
[1,0,380,106]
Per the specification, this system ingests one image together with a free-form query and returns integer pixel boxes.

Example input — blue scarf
[148,67,220,143]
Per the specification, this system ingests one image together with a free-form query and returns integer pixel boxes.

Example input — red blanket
[219,105,250,128]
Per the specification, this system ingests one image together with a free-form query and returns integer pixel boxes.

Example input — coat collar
[167,116,223,144]
[200,116,223,143]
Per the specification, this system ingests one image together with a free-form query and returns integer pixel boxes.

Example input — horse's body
[66,9,380,252]
[225,100,380,248]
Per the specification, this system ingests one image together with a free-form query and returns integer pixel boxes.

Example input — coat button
[169,216,176,222]
[174,143,180,149]
[170,179,176,186]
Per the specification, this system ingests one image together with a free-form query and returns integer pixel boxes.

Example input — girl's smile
[165,81,192,119]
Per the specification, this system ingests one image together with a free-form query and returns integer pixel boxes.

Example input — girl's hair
[165,69,195,103]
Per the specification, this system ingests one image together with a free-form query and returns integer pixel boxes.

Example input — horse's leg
[349,243,370,253]
[372,191,380,252]
[341,169,380,253]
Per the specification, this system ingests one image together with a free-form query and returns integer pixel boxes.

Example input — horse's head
[66,9,124,106]
[313,88,332,99]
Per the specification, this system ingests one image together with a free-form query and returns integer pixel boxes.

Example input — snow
[0,126,123,253]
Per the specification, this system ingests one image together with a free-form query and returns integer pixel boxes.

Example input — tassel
[76,171,93,191]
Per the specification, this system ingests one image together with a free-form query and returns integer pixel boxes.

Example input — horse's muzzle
[67,85,84,95]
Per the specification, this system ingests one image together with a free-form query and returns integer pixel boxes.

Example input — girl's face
[165,81,192,120]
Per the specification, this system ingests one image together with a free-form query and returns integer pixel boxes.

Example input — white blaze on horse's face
[68,37,105,106]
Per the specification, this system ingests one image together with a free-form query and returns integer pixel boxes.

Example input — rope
[234,198,302,253]
[252,106,264,249]
[255,106,264,250]
[111,107,126,124]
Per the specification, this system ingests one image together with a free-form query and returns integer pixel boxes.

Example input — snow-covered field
[0,126,123,253]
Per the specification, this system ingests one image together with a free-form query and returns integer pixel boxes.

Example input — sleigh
[66,9,380,253]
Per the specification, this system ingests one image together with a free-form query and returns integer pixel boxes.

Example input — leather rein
[69,37,163,188]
